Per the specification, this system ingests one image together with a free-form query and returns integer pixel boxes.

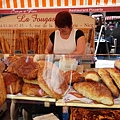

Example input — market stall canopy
[0,0,119,9]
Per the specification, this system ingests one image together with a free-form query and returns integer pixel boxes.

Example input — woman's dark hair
[55,11,72,28]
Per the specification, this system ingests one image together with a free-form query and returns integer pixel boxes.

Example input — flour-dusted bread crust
[73,81,113,105]
[2,72,23,94]
[107,68,120,89]
[37,60,68,99]
[98,68,119,98]
[22,83,47,97]
[0,73,6,107]
[64,70,84,84]
[6,56,39,80]
[84,71,101,82]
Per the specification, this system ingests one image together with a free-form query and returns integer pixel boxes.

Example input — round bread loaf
[64,70,84,84]
[22,83,47,97]
[2,72,23,94]
[37,60,68,99]
[6,56,39,80]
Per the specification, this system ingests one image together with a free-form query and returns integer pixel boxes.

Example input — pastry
[64,70,84,84]
[22,83,47,97]
[6,56,39,80]
[0,73,6,107]
[2,72,23,94]
[107,68,120,89]
[98,68,119,98]
[84,71,100,82]
[73,81,113,105]
[37,60,68,99]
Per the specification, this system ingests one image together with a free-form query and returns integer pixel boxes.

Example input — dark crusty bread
[64,70,84,84]
[73,81,114,105]
[6,56,39,80]
[0,73,6,107]
[2,72,23,94]
[98,68,119,98]
[70,107,120,120]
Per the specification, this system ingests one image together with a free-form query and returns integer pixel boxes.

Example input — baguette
[98,68,119,98]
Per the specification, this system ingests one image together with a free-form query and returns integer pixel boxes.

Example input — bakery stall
[0,0,120,120]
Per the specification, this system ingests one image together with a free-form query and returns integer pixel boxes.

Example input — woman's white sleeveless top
[53,29,77,54]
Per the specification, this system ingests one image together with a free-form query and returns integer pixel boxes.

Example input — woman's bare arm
[44,39,53,54]
[72,36,86,55]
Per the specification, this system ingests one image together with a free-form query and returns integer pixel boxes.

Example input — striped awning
[0,0,119,9]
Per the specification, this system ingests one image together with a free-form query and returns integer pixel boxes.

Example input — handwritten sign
[0,13,95,28]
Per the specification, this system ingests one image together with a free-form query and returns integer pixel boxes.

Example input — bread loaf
[70,107,120,120]
[7,56,39,80]
[107,68,120,89]
[98,68,119,98]
[64,70,84,84]
[22,83,47,97]
[37,60,68,99]
[114,59,120,69]
[0,73,6,107]
[73,81,113,105]
[2,72,23,94]
[84,71,100,82]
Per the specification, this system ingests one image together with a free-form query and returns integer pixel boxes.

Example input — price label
[15,50,22,54]
[28,50,35,54]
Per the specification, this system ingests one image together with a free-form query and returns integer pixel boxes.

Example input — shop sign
[0,13,95,28]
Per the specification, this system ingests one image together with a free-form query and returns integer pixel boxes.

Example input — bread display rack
[0,28,94,54]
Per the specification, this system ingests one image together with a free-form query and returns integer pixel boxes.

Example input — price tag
[28,50,35,54]
[44,101,50,107]
[0,50,2,53]
[15,50,22,54]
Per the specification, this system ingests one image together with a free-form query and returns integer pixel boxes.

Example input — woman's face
[58,26,71,35]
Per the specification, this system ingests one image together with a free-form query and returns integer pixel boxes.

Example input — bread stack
[1,55,120,107]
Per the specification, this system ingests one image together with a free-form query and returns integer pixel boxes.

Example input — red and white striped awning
[0,0,119,9]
